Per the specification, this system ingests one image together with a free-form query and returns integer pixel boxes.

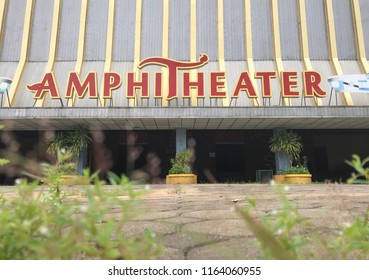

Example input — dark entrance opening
[313,147,329,182]
[101,129,369,184]
[103,130,173,182]
[215,144,246,182]
[113,144,149,177]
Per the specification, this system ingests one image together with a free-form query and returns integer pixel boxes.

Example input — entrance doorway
[215,144,246,182]
[113,144,149,177]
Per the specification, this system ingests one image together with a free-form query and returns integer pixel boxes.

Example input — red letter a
[27,72,60,99]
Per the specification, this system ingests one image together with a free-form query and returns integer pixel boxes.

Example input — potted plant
[47,125,91,166]
[269,131,312,184]
[166,149,197,184]
[44,160,89,186]
[282,165,312,184]
[46,125,91,185]
[269,130,302,166]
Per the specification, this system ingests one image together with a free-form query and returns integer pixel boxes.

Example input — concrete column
[77,149,88,175]
[275,151,290,172]
[273,128,291,173]
[176,128,187,153]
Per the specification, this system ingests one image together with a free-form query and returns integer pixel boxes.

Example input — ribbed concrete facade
[0,0,367,119]
[0,0,369,183]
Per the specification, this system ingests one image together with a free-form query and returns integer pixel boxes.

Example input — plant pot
[284,174,312,184]
[60,175,89,185]
[273,174,285,184]
[166,174,197,184]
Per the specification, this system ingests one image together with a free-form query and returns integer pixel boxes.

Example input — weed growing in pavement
[0,168,162,259]
[237,186,311,259]
[238,186,369,259]
[345,154,369,184]
[238,155,369,259]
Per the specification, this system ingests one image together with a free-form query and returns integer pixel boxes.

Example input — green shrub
[169,150,193,174]
[46,162,79,176]
[0,171,162,259]
[281,166,310,174]
[169,163,191,174]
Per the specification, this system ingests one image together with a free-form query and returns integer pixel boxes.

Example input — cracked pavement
[121,183,369,259]
[2,183,369,259]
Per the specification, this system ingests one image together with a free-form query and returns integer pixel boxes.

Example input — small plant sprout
[345,154,369,183]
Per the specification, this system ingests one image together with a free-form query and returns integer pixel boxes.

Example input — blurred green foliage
[345,154,369,184]
[0,170,162,259]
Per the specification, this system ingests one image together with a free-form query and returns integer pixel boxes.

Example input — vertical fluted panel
[56,0,81,61]
[113,0,136,61]
[333,0,357,60]
[141,0,163,58]
[85,0,109,61]
[169,0,190,60]
[305,0,329,60]
[0,0,27,61]
[197,0,218,61]
[359,0,369,59]
[251,0,274,60]
[224,0,245,60]
[28,0,53,62]
[278,0,301,60]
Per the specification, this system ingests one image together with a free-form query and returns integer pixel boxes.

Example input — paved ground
[121,183,369,259]
[1,183,369,259]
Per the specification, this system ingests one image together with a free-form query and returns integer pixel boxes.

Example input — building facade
[1,0,369,183]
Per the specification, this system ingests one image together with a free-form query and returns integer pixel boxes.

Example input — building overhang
[0,107,369,130]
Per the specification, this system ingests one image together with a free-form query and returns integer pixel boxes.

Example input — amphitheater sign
[27,54,327,102]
